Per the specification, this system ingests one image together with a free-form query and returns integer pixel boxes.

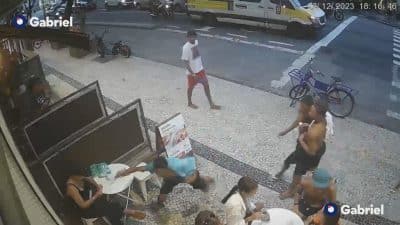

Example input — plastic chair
[132,162,162,202]
[81,217,111,225]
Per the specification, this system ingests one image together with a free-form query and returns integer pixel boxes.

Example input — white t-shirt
[181,40,204,75]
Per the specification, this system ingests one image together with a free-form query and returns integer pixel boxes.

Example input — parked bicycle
[288,58,358,118]
[94,28,131,58]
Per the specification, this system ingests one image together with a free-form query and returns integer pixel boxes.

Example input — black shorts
[284,141,326,176]
[159,176,184,195]
[298,198,322,217]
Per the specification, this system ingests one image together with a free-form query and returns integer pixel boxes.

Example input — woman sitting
[222,176,265,225]
[65,168,145,225]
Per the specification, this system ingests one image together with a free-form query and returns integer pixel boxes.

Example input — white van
[187,0,326,32]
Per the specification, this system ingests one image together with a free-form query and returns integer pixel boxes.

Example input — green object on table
[90,163,111,177]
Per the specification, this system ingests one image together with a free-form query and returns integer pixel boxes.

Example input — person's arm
[115,166,146,178]
[181,46,195,75]
[244,212,263,223]
[183,60,195,75]
[66,185,103,209]
[225,204,251,225]
[83,177,101,190]
[279,114,303,136]
[298,130,320,156]
[327,182,337,202]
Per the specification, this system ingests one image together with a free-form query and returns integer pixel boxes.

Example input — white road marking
[394,30,400,35]
[167,25,181,29]
[393,54,400,59]
[268,40,294,47]
[390,93,399,102]
[158,28,303,54]
[387,110,400,120]
[394,43,400,48]
[227,33,248,39]
[393,81,400,88]
[394,34,400,39]
[393,60,400,66]
[394,38,400,43]
[195,26,215,32]
[394,48,400,53]
[271,16,358,88]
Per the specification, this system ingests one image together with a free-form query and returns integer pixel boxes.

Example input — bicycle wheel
[120,45,131,58]
[327,88,354,118]
[289,84,309,100]
[334,10,344,21]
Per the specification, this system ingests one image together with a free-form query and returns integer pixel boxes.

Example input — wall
[0,108,61,225]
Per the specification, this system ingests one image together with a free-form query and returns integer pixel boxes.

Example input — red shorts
[187,70,208,89]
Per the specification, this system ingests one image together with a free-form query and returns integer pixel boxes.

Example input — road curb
[82,21,158,29]
[358,13,400,28]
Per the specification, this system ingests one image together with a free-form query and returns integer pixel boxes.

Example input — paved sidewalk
[37,46,400,223]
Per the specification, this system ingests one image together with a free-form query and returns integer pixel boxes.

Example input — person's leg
[275,151,296,178]
[279,165,304,200]
[187,75,198,109]
[198,71,220,110]
[158,177,182,204]
[83,199,124,225]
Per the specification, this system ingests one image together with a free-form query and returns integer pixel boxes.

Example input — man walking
[278,97,328,199]
[181,30,221,110]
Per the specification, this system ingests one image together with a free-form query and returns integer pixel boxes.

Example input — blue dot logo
[323,202,339,217]
[12,14,28,29]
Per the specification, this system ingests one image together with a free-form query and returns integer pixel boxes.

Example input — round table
[252,208,304,225]
[93,163,134,194]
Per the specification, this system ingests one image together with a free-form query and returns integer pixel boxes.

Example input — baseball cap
[312,168,331,189]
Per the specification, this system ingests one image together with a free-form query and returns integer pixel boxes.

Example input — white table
[93,163,135,224]
[252,208,304,225]
[93,163,134,194]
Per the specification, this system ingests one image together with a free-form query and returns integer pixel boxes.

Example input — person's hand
[115,169,127,178]
[278,131,287,136]
[299,122,309,134]
[299,133,305,142]
[255,202,265,211]
[251,212,264,221]
[94,186,103,199]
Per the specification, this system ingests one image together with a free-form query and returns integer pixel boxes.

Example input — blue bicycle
[288,58,357,118]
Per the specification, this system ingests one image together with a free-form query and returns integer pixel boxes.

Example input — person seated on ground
[65,168,145,225]
[222,176,266,225]
[161,174,224,224]
[116,156,213,204]
[308,204,341,225]
[195,210,224,225]
[293,168,336,221]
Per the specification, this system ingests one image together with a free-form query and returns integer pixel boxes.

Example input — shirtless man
[279,96,328,199]
[276,95,313,179]
[293,168,336,221]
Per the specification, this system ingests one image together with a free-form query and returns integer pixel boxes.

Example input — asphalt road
[83,7,400,133]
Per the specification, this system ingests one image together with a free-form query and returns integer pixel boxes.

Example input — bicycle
[288,58,358,118]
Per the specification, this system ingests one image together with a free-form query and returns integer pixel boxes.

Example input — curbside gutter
[74,21,158,29]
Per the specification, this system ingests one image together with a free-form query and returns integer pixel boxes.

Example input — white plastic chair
[81,217,111,225]
[132,162,162,202]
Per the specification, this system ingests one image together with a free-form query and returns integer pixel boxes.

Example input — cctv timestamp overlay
[359,2,397,11]
[312,1,397,11]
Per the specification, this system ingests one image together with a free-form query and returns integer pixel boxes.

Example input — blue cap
[312,168,332,189]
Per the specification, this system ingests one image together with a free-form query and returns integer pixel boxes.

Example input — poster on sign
[156,113,192,158]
